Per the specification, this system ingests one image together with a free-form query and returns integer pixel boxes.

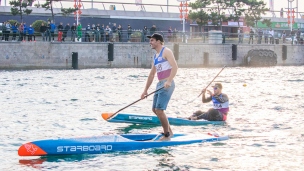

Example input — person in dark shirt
[46,21,51,42]
[142,26,148,42]
[150,24,156,35]
[127,24,132,41]
[40,22,47,41]
[62,23,70,42]
[117,24,123,42]
[248,29,254,44]
[188,83,229,121]
[100,24,105,42]
[70,23,76,42]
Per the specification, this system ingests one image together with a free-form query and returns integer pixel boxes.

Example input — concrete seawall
[0,42,303,69]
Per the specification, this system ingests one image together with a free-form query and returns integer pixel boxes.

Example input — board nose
[101,112,114,120]
[18,143,47,156]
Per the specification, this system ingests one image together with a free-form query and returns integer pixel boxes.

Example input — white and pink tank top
[154,47,172,80]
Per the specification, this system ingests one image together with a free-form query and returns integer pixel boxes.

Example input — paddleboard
[102,112,225,126]
[18,133,228,156]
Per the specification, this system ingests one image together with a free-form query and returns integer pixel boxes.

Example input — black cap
[147,33,164,42]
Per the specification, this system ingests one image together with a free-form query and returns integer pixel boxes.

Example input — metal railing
[1,30,303,45]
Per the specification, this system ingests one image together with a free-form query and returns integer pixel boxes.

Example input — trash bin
[275,38,279,44]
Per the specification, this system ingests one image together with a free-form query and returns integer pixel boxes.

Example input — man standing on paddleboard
[141,33,178,141]
[188,82,229,121]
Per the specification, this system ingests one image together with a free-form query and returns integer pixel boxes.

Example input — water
[1,67,303,171]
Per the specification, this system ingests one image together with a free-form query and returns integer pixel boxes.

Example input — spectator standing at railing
[296,29,301,44]
[27,25,35,41]
[248,29,254,44]
[95,24,100,42]
[127,24,132,42]
[23,22,28,41]
[12,22,18,41]
[40,22,47,41]
[46,21,51,42]
[118,24,123,42]
[62,23,70,42]
[91,24,96,42]
[150,24,156,35]
[95,26,100,42]
[91,27,97,42]
[5,21,11,41]
[18,22,24,41]
[167,26,172,42]
[77,22,82,42]
[264,29,268,44]
[85,23,91,42]
[142,26,148,42]
[100,24,105,42]
[173,28,178,42]
[112,23,117,42]
[269,28,274,44]
[290,29,295,45]
[238,28,243,44]
[1,21,6,41]
[105,25,111,42]
[282,31,286,43]
[50,21,56,42]
[71,23,76,42]
[57,22,64,42]
[257,28,263,44]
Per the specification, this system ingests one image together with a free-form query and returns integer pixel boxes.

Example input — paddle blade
[102,112,115,120]
[18,143,47,156]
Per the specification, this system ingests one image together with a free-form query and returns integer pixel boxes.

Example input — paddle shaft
[197,65,226,98]
[112,86,164,116]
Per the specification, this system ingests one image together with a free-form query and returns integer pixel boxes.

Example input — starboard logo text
[129,116,153,120]
[57,145,112,152]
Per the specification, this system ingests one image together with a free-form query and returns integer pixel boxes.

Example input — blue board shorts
[152,80,175,110]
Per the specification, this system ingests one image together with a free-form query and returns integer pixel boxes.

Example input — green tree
[9,0,33,22]
[61,7,78,17]
[209,0,230,30]
[188,0,210,32]
[35,0,59,22]
[244,0,269,28]
[188,0,229,31]
[227,0,247,27]
[261,19,272,28]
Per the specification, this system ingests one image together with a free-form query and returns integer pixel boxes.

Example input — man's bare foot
[158,136,171,141]
[157,132,174,141]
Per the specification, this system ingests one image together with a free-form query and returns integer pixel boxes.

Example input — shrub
[32,20,47,32]
[8,20,19,26]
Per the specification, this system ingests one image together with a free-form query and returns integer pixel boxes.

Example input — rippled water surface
[1,66,303,171]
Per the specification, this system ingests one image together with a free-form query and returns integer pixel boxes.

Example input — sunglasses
[213,87,218,90]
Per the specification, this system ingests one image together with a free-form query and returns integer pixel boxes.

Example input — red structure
[74,0,82,24]
[179,1,188,23]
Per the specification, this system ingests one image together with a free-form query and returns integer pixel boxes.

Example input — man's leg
[153,109,173,137]
[152,81,175,140]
